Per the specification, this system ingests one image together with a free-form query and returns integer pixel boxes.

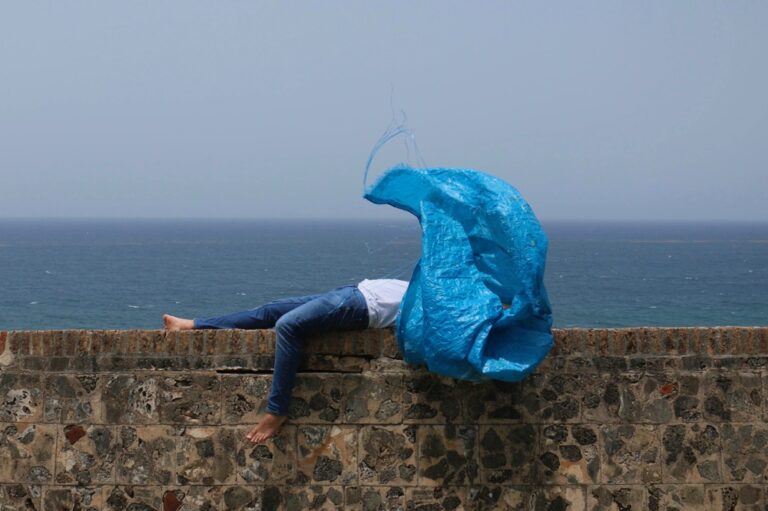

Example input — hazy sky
[1,2,766,221]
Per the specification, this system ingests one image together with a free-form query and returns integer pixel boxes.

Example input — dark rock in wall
[0,424,55,484]
[55,424,116,485]
[662,423,722,483]
[236,425,296,484]
[115,425,177,485]
[0,374,42,423]
[344,374,403,424]
[359,425,416,486]
[417,425,478,486]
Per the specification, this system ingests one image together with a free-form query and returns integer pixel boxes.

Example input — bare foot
[163,314,195,331]
[245,413,288,444]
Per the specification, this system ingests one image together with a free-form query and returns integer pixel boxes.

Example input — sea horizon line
[1,217,766,225]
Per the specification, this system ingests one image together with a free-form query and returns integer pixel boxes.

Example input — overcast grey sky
[0,2,765,221]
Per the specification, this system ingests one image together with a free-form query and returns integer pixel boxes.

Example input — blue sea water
[0,219,766,330]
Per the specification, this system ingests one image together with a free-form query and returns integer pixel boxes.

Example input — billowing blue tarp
[364,165,553,382]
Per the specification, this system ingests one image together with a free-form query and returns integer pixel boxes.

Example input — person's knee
[274,314,308,360]
[275,300,327,342]
[274,313,302,339]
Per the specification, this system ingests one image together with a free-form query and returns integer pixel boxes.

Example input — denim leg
[267,285,369,416]
[193,292,325,329]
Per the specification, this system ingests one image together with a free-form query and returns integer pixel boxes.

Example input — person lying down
[163,278,408,443]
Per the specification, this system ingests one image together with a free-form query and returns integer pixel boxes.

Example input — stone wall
[0,327,767,510]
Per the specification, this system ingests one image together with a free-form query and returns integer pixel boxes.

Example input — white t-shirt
[356,279,409,329]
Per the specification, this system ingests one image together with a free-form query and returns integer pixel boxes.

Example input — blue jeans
[193,285,369,416]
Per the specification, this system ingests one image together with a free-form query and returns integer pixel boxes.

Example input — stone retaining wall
[0,327,767,510]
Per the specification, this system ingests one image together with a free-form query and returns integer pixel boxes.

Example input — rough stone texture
[222,375,270,424]
[0,484,42,510]
[55,424,116,485]
[403,373,463,424]
[587,485,646,510]
[597,372,675,424]
[345,486,405,511]
[344,373,403,424]
[282,485,344,510]
[661,423,722,483]
[537,373,584,423]
[177,426,237,485]
[44,374,102,423]
[461,379,539,424]
[102,374,158,424]
[473,486,530,510]
[539,423,600,485]
[721,423,768,483]
[599,424,661,484]
[2,327,768,510]
[237,425,296,484]
[531,485,586,510]
[115,425,177,485]
[0,424,55,484]
[0,374,42,422]
[646,484,707,510]
[104,485,166,510]
[42,486,103,511]
[296,425,358,486]
[359,425,417,486]
[417,425,478,486]
[157,373,221,424]
[706,485,765,510]
[290,374,344,424]
[479,424,538,484]
[0,332,14,368]
[163,487,224,511]
[406,486,473,509]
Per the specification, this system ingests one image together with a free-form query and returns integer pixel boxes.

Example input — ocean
[0,219,766,330]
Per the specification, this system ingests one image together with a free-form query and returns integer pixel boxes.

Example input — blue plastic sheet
[364,165,553,382]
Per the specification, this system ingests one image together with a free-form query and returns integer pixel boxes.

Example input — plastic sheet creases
[364,164,553,382]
